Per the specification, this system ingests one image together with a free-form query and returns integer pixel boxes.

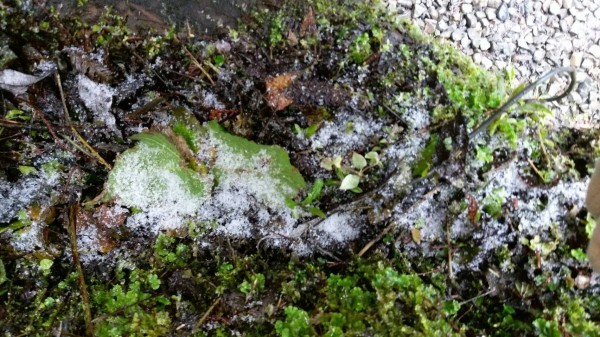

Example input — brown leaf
[467,193,479,226]
[266,91,294,111]
[266,73,296,92]
[265,73,296,112]
[300,6,316,36]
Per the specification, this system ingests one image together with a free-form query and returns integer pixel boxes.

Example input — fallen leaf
[0,68,54,96]
[266,73,296,92]
[266,91,294,111]
[300,7,316,36]
[467,193,479,226]
[265,73,296,112]
[411,228,421,244]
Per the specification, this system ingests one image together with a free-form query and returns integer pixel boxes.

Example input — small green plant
[275,306,315,337]
[321,151,382,193]
[238,273,266,300]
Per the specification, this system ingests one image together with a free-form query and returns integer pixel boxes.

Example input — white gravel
[385,0,599,129]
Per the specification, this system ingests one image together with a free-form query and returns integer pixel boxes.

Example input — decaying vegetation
[1,0,599,336]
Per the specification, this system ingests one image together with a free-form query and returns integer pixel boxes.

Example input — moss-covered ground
[1,0,599,336]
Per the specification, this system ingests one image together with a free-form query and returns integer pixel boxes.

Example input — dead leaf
[266,73,296,92]
[265,73,296,112]
[467,193,479,226]
[300,7,316,36]
[266,91,294,111]
[287,30,298,46]
[0,68,54,96]
[411,228,421,244]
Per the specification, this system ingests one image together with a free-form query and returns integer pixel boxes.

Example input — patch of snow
[314,212,361,244]
[9,221,43,252]
[77,74,117,132]
[311,110,384,156]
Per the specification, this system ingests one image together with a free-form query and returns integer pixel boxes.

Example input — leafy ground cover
[0,0,599,336]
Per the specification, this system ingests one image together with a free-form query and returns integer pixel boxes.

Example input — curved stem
[469,67,576,139]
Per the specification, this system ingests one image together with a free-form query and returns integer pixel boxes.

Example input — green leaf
[18,166,37,176]
[0,258,6,285]
[340,174,360,191]
[147,273,161,290]
[364,151,379,165]
[302,179,324,205]
[412,134,438,177]
[351,152,367,170]
[205,120,305,199]
[443,300,460,316]
[39,259,53,272]
[104,132,208,212]
[305,123,320,138]
[306,206,326,218]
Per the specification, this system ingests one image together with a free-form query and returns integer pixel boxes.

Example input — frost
[315,212,361,244]
[104,133,209,231]
[77,74,117,131]
[311,111,384,156]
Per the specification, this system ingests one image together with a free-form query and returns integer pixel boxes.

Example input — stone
[462,3,474,13]
[563,0,573,9]
[589,45,600,58]
[480,56,493,69]
[549,1,561,15]
[570,21,586,37]
[424,21,436,34]
[466,13,478,27]
[486,8,497,20]
[570,52,583,67]
[460,36,471,48]
[533,49,546,62]
[496,3,509,22]
[581,58,594,69]
[467,28,482,47]
[451,29,465,41]
[479,37,491,50]
[414,4,427,18]
[438,20,449,30]
[430,8,439,20]
[517,38,528,49]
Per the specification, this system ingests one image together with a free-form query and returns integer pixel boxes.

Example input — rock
[480,56,493,69]
[430,8,439,20]
[517,38,528,49]
[424,21,436,34]
[451,29,465,41]
[549,1,561,15]
[570,52,583,67]
[485,8,497,20]
[570,20,586,37]
[589,45,600,58]
[438,20,449,30]
[414,4,427,18]
[563,0,573,9]
[460,36,471,48]
[479,37,491,50]
[467,28,481,48]
[533,49,546,62]
[462,3,474,14]
[496,3,509,21]
[581,58,594,70]
[466,14,478,27]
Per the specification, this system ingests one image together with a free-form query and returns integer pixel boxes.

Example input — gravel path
[386,0,599,129]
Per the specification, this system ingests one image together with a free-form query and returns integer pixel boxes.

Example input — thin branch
[54,73,112,169]
[67,203,94,337]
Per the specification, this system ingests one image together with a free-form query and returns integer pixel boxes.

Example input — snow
[77,74,117,132]
[315,212,361,244]
[311,110,384,156]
